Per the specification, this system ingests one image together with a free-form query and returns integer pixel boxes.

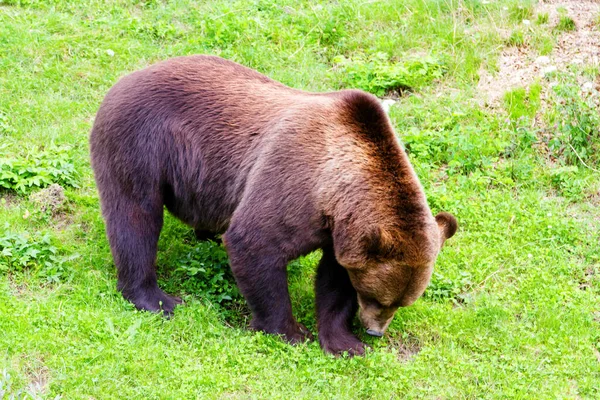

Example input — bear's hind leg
[104,196,181,314]
[315,246,366,356]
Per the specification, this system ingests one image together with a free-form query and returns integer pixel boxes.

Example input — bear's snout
[357,295,396,337]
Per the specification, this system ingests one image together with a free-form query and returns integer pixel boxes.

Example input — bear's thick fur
[90,55,457,355]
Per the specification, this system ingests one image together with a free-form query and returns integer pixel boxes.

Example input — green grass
[1,0,599,398]
[536,12,549,25]
[503,82,541,123]
[555,15,577,32]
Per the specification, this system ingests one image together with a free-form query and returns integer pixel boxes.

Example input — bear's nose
[366,329,384,337]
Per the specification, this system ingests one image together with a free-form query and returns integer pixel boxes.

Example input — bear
[89,55,457,356]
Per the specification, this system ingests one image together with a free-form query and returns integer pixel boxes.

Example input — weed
[425,271,474,304]
[503,82,541,123]
[0,112,15,136]
[0,146,78,195]
[536,13,549,25]
[533,33,554,55]
[403,121,509,176]
[549,166,587,200]
[555,16,576,32]
[0,370,16,400]
[508,3,534,23]
[582,64,600,81]
[0,229,72,283]
[545,73,600,165]
[172,241,240,304]
[507,29,526,47]
[332,52,446,97]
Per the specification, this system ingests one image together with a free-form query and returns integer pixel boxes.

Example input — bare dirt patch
[7,276,29,297]
[538,0,600,65]
[6,275,52,299]
[3,354,51,398]
[29,184,66,215]
[26,365,49,398]
[0,192,20,208]
[478,46,540,105]
[29,183,77,231]
[477,0,600,105]
[53,212,75,231]
[387,334,422,362]
[19,354,50,398]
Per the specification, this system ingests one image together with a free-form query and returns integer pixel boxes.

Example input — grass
[555,15,577,32]
[1,0,599,398]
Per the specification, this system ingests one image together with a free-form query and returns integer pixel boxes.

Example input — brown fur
[89,55,457,355]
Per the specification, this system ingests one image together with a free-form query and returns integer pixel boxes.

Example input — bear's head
[334,212,457,337]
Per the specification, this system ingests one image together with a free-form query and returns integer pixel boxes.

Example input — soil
[29,184,66,214]
[477,0,600,105]
[387,334,422,362]
[0,192,19,208]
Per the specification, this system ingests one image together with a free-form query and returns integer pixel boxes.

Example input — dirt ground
[477,0,600,105]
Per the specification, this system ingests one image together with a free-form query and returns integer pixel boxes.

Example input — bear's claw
[125,287,182,316]
[286,322,314,344]
[320,333,367,357]
[250,320,314,344]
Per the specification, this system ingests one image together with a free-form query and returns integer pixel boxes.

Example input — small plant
[424,271,474,304]
[0,370,17,400]
[555,16,576,32]
[173,240,240,304]
[582,64,600,81]
[508,4,534,23]
[311,18,345,47]
[0,146,78,195]
[533,33,554,55]
[136,20,182,42]
[507,30,526,47]
[403,119,509,176]
[503,83,541,123]
[332,52,446,97]
[549,166,586,200]
[0,229,71,282]
[536,13,549,25]
[0,111,15,136]
[546,73,600,165]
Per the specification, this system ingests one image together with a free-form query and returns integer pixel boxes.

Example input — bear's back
[90,55,426,234]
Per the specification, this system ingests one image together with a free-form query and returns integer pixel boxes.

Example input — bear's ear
[333,222,394,269]
[435,212,458,245]
[362,226,396,259]
[332,220,368,269]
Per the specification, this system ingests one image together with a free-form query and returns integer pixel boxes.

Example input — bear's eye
[390,299,403,308]
[363,296,384,308]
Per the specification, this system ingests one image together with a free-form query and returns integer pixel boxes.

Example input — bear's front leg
[224,228,312,344]
[315,246,366,356]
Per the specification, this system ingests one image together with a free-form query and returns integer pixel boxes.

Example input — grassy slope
[1,0,599,398]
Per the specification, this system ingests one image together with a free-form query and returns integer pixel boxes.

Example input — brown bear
[90,55,457,356]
